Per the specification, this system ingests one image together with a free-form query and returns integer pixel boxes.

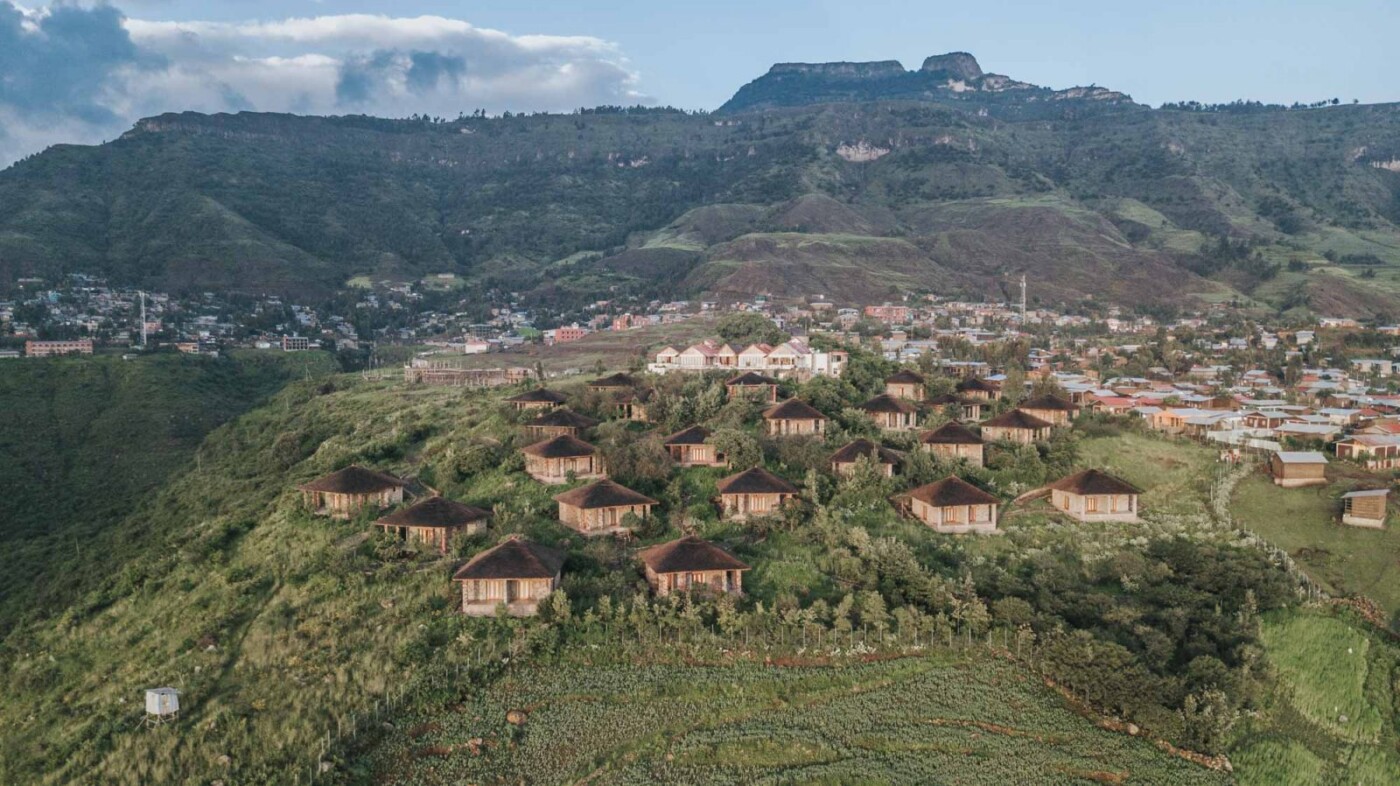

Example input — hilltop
[1,53,1400,316]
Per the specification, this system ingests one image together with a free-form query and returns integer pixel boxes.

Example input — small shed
[638,535,750,597]
[859,393,920,431]
[829,438,901,477]
[297,466,406,519]
[716,466,800,520]
[453,537,564,617]
[726,371,780,403]
[505,388,568,411]
[919,421,985,467]
[762,399,827,436]
[662,425,727,467]
[884,369,926,401]
[553,479,658,535]
[145,688,180,724]
[373,496,491,554]
[523,408,599,439]
[521,435,605,484]
[1342,488,1388,528]
[905,476,999,534]
[1270,451,1328,488]
[981,409,1053,444]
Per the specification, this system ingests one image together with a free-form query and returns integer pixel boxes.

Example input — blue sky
[3,0,1397,165]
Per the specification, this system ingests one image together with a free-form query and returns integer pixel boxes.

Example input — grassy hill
[4,73,1400,314]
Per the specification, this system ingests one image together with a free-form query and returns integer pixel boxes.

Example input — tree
[716,313,786,346]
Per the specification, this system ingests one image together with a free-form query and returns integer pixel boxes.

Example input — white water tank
[145,688,180,717]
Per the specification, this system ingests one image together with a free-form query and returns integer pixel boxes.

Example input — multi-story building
[25,339,93,357]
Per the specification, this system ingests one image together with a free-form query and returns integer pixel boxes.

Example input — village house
[373,496,490,554]
[1019,395,1077,427]
[884,369,926,400]
[587,372,640,393]
[662,425,727,467]
[615,388,655,422]
[1270,451,1328,488]
[506,388,568,411]
[919,421,985,467]
[453,537,564,617]
[980,409,1053,444]
[523,408,600,439]
[716,467,800,520]
[725,371,780,403]
[297,466,406,519]
[763,399,827,436]
[1045,469,1142,523]
[1342,488,1388,529]
[650,338,847,378]
[928,393,985,421]
[1335,434,1400,469]
[859,393,919,431]
[955,377,1000,401]
[638,535,750,597]
[521,435,605,484]
[829,438,901,477]
[553,479,658,536]
[905,476,1000,534]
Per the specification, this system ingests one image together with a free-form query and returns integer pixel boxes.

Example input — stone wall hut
[663,425,727,467]
[616,388,655,422]
[726,371,779,403]
[587,372,640,392]
[956,377,1000,401]
[905,476,1000,534]
[829,438,901,477]
[919,421,985,467]
[553,479,658,536]
[762,399,827,436]
[981,409,1053,444]
[1270,451,1328,488]
[452,537,564,617]
[521,434,605,484]
[1047,469,1142,522]
[885,369,926,401]
[506,388,568,411]
[928,393,984,421]
[1019,395,1076,427]
[638,535,750,597]
[373,496,490,554]
[523,408,600,440]
[716,466,800,520]
[859,393,920,431]
[1342,488,1388,528]
[298,466,406,519]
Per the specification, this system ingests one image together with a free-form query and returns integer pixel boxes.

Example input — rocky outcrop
[920,52,984,81]
[767,61,906,79]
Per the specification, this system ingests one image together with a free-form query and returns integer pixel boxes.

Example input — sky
[1,0,1397,166]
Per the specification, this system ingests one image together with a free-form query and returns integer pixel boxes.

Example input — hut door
[505,580,519,603]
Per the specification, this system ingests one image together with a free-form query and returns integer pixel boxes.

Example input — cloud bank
[0,4,647,166]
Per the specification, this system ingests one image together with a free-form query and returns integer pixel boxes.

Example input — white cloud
[0,5,648,167]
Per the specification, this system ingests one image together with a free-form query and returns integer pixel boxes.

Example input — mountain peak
[920,52,983,81]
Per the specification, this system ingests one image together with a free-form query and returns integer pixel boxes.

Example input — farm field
[1232,611,1400,786]
[363,655,1229,786]
[1231,473,1400,616]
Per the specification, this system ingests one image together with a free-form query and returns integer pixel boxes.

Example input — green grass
[1260,615,1383,741]
[1231,473,1400,615]
[1231,738,1326,786]
[1076,430,1215,515]
[364,655,1229,786]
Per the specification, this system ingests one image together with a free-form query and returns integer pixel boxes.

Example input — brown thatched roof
[1047,469,1142,496]
[763,398,826,421]
[376,496,490,529]
[298,465,405,494]
[717,466,799,495]
[520,434,598,458]
[506,388,567,404]
[982,409,1053,430]
[956,377,999,393]
[908,476,998,507]
[553,479,658,509]
[453,537,564,581]
[829,438,901,465]
[885,369,925,385]
[860,393,918,415]
[526,408,600,430]
[663,425,712,446]
[919,421,983,445]
[1021,395,1075,412]
[727,371,778,387]
[639,536,749,574]
[589,372,639,389]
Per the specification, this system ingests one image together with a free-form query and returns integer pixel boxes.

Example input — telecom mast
[1019,275,1027,322]
[140,291,148,348]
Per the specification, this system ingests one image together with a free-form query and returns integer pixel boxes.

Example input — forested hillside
[3,53,1400,315]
